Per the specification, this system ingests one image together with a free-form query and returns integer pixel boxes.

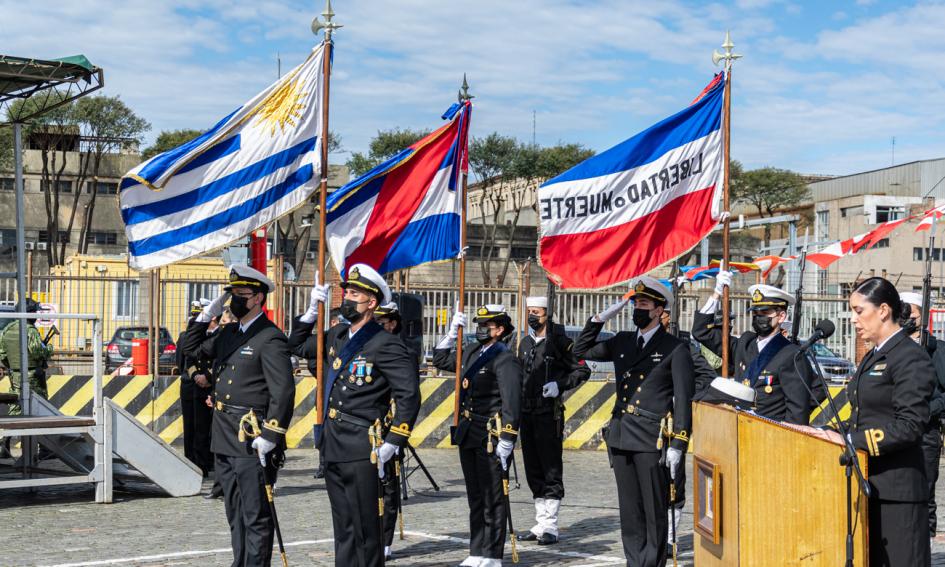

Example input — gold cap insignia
[350,266,360,280]
[635,282,646,292]
[752,289,763,302]
[478,307,489,316]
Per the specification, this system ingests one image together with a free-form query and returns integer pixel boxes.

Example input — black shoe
[538,533,558,546]
[313,465,325,479]
[517,532,538,542]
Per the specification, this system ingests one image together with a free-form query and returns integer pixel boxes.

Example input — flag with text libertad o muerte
[119,44,327,270]
[537,75,725,289]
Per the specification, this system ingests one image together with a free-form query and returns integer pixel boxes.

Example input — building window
[0,178,13,191]
[0,229,16,245]
[916,247,925,261]
[42,180,72,193]
[113,281,139,319]
[188,283,222,311]
[509,245,537,260]
[840,206,863,218]
[872,238,890,249]
[38,230,70,244]
[88,181,118,195]
[875,206,903,223]
[88,231,118,245]
[815,210,829,241]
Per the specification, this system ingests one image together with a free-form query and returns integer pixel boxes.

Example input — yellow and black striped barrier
[2,375,853,449]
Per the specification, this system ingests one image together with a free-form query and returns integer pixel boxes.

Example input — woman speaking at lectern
[820,276,933,566]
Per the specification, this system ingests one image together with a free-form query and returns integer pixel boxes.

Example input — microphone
[798,319,835,352]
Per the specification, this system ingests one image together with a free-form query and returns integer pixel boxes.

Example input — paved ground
[3,448,945,566]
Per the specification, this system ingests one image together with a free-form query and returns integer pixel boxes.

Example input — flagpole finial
[712,30,742,69]
[312,0,343,41]
[458,74,474,103]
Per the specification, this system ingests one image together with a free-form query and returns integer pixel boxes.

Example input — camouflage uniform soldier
[0,299,53,415]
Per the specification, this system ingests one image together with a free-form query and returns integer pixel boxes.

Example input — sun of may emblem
[254,77,308,136]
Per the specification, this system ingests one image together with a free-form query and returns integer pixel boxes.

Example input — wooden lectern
[692,402,868,566]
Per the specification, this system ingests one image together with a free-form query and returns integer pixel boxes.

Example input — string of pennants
[680,203,945,282]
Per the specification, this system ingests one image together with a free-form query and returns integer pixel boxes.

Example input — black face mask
[751,314,776,336]
[475,325,493,344]
[229,295,252,319]
[339,299,367,324]
[632,308,653,329]
[527,314,544,331]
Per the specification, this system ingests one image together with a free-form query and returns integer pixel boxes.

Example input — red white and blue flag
[537,75,725,289]
[326,101,471,275]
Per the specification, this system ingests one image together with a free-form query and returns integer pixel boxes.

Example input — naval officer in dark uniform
[900,291,945,539]
[433,304,522,567]
[817,277,934,566]
[516,295,590,546]
[692,272,813,425]
[288,264,420,567]
[179,265,295,567]
[573,277,693,567]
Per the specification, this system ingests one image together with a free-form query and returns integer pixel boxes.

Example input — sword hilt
[238,410,261,442]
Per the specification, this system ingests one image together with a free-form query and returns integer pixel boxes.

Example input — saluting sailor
[516,296,590,546]
[572,277,693,567]
[433,304,522,567]
[179,265,296,567]
[288,264,420,567]
[692,272,813,425]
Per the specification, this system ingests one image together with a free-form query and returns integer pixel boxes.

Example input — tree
[0,126,12,171]
[346,128,430,178]
[730,164,809,248]
[469,133,518,285]
[72,96,150,254]
[141,129,201,160]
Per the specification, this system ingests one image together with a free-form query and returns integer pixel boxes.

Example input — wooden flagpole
[453,76,473,428]
[714,31,741,379]
[313,0,341,428]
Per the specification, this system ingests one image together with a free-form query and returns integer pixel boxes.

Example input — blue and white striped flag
[119,44,327,270]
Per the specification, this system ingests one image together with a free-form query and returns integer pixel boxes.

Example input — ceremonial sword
[489,413,519,564]
[239,411,289,567]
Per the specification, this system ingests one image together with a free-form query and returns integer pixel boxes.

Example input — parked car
[105,326,177,374]
[809,342,855,384]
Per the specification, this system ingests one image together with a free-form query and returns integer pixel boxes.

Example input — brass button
[225,394,231,400]
[623,384,628,390]
[227,380,233,385]
[636,387,642,392]
[635,400,640,405]
[231,365,236,370]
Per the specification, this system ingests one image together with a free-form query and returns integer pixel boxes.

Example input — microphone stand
[797,348,870,567]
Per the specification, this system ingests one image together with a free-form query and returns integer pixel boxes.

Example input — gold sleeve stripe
[502,424,519,436]
[673,431,689,442]
[263,419,287,434]
[867,428,885,457]
[389,423,411,437]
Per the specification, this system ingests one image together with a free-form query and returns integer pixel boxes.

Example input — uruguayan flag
[120,44,327,270]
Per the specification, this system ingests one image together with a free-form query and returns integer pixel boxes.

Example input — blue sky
[5,1,945,176]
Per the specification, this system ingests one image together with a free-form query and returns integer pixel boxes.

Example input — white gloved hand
[375,442,399,478]
[666,447,683,480]
[496,439,514,471]
[448,312,468,339]
[593,298,630,323]
[251,437,277,466]
[541,381,560,398]
[299,271,330,324]
[713,271,733,296]
[198,292,231,322]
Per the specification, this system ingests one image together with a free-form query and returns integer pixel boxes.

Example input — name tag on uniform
[874,363,887,371]
[240,346,254,356]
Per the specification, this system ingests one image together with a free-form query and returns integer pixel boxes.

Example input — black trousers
[521,410,564,500]
[671,459,686,508]
[180,379,214,474]
[325,459,385,567]
[611,448,668,567]
[868,498,931,567]
[458,444,507,560]
[215,453,277,567]
[921,422,942,535]
[382,458,401,547]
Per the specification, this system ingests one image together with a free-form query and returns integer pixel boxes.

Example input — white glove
[299,271,330,324]
[376,442,399,478]
[541,381,560,398]
[198,292,231,322]
[713,271,733,296]
[666,447,683,480]
[593,298,629,323]
[251,437,277,466]
[496,439,514,471]
[448,312,468,339]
